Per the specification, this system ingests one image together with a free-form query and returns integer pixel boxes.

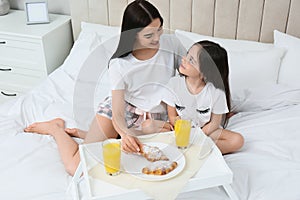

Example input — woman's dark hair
[196,40,231,127]
[110,0,163,61]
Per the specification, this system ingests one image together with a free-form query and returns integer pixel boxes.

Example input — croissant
[141,144,169,162]
[142,161,178,175]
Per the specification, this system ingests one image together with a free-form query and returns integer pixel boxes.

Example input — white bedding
[177,104,300,200]
[226,105,300,199]
[1,30,300,200]
[0,31,110,199]
[0,68,77,200]
[1,67,300,200]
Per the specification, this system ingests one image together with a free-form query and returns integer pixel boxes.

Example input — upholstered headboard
[70,0,300,43]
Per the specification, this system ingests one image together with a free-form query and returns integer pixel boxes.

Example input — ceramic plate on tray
[122,142,185,181]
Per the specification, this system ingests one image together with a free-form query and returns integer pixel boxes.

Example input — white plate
[122,142,185,181]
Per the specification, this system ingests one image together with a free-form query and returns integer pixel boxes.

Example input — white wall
[9,0,70,15]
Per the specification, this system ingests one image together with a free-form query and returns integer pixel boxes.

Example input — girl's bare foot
[24,118,65,135]
[65,128,87,139]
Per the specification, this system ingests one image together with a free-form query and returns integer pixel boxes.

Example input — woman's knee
[230,132,244,151]
[92,115,118,139]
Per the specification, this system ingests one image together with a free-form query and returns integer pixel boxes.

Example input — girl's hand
[174,116,181,122]
[226,112,236,119]
[121,134,143,153]
[141,119,174,133]
[163,121,174,131]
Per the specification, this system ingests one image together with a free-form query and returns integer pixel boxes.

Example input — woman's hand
[111,90,143,153]
[120,133,143,153]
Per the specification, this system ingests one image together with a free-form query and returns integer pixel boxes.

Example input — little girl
[164,40,244,154]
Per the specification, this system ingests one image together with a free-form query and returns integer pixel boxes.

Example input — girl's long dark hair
[197,40,231,127]
[110,0,163,61]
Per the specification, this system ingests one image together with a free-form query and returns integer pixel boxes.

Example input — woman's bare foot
[65,128,87,139]
[24,118,65,135]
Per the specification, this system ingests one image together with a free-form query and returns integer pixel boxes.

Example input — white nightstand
[0,9,73,104]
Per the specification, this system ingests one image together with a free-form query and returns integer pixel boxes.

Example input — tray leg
[223,184,238,200]
[70,162,83,200]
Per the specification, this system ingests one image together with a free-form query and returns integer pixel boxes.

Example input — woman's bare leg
[208,128,244,154]
[24,115,118,176]
[84,114,118,143]
[65,128,87,139]
[24,118,81,175]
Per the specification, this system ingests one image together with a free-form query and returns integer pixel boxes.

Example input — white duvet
[1,42,300,200]
[178,104,300,200]
[0,68,77,200]
[226,105,300,200]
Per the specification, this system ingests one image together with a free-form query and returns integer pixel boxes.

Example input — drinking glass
[174,118,192,149]
[102,139,121,176]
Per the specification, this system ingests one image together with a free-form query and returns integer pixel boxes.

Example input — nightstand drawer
[0,36,41,69]
[0,63,45,77]
[0,71,44,89]
[0,35,38,50]
[0,86,24,104]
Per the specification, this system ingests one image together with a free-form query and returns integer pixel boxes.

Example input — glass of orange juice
[102,139,121,176]
[174,118,191,149]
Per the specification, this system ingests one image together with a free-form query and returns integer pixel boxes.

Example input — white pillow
[80,22,120,42]
[274,30,300,87]
[72,44,114,129]
[175,29,273,52]
[61,22,120,78]
[232,84,300,112]
[61,32,100,78]
[228,48,285,99]
[59,23,120,129]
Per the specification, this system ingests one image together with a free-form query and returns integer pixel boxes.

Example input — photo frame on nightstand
[25,1,50,24]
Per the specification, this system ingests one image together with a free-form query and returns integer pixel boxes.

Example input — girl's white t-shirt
[164,76,229,127]
[108,34,184,113]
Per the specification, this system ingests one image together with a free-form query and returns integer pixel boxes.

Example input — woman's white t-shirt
[164,76,229,127]
[108,34,184,113]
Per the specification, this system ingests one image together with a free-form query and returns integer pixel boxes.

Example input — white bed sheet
[0,68,80,200]
[226,105,300,200]
[0,33,113,200]
[178,104,300,200]
[1,55,300,200]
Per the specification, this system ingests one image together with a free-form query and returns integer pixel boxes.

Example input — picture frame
[24,1,50,25]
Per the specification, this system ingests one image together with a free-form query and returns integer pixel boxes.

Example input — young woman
[97,0,184,153]
[165,40,244,154]
[24,0,183,175]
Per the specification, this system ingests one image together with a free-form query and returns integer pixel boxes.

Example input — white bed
[1,0,300,199]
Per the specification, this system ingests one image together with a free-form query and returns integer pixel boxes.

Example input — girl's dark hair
[196,40,231,127]
[110,0,163,61]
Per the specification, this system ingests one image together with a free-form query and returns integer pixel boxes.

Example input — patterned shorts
[97,96,167,129]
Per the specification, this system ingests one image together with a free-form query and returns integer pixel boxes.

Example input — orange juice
[175,119,191,149]
[102,139,121,175]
